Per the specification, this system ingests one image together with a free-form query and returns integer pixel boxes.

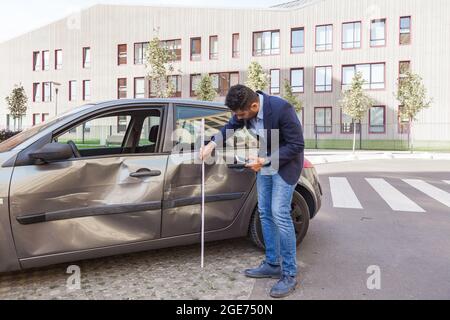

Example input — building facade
[0,0,449,149]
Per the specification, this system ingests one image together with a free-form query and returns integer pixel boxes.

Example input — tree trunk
[410,118,414,154]
[352,121,357,154]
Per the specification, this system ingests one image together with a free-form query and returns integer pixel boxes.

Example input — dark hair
[225,85,259,112]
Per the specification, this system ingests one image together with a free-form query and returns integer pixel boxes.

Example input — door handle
[130,169,161,178]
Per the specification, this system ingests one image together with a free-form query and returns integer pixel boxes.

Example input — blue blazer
[212,91,305,185]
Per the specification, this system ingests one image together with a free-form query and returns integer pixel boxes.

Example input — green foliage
[5,85,28,121]
[0,129,21,142]
[145,36,179,98]
[340,72,373,121]
[195,74,217,101]
[282,80,303,113]
[396,71,432,122]
[246,61,269,91]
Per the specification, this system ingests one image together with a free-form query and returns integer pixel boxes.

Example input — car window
[174,106,230,150]
[56,115,129,149]
[139,115,162,147]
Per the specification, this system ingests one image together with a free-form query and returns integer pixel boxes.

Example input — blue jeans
[257,172,297,277]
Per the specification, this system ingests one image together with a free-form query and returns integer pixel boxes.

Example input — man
[200,84,305,298]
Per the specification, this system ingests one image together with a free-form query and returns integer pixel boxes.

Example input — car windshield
[0,104,93,153]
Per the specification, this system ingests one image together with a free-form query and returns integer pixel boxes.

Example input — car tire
[248,191,310,250]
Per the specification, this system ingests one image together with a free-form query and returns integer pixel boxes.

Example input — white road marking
[329,177,363,209]
[403,179,450,208]
[444,180,450,185]
[366,178,425,212]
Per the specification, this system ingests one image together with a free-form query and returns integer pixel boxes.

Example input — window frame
[315,24,333,52]
[55,49,63,70]
[33,83,41,102]
[69,80,77,102]
[134,42,148,65]
[232,33,240,58]
[399,16,412,45]
[291,27,305,54]
[134,77,145,99]
[209,35,218,60]
[398,105,411,134]
[369,106,386,134]
[340,109,361,134]
[167,75,183,98]
[83,80,91,101]
[314,107,333,134]
[342,21,362,50]
[190,74,202,97]
[117,78,127,100]
[33,51,41,71]
[190,37,202,61]
[342,62,386,91]
[252,29,280,56]
[290,68,304,93]
[42,50,50,71]
[270,69,280,95]
[370,18,387,47]
[314,65,333,93]
[161,39,182,61]
[43,82,52,102]
[118,44,127,65]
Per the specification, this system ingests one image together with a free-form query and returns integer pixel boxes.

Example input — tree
[5,85,28,131]
[195,74,217,101]
[395,71,432,153]
[340,72,374,153]
[145,36,179,98]
[246,61,269,91]
[282,79,303,115]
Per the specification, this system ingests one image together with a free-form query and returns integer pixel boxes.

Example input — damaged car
[0,99,322,272]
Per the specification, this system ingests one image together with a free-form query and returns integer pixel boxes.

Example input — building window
[342,63,385,90]
[210,72,239,96]
[316,25,333,51]
[118,44,127,65]
[134,42,148,65]
[117,116,128,134]
[69,81,77,101]
[33,83,41,102]
[32,113,41,126]
[83,47,91,68]
[168,75,182,97]
[42,50,50,71]
[369,106,386,133]
[43,82,52,102]
[398,105,410,134]
[291,28,305,53]
[342,22,361,49]
[232,33,240,58]
[371,19,386,47]
[190,37,202,61]
[341,110,361,134]
[134,77,145,98]
[315,66,332,92]
[253,30,280,56]
[270,69,280,95]
[118,78,127,99]
[315,107,332,133]
[83,80,91,101]
[33,51,41,71]
[399,61,411,85]
[400,16,411,45]
[161,39,182,61]
[55,50,63,70]
[209,36,218,60]
[42,113,49,123]
[190,74,202,96]
[290,68,304,93]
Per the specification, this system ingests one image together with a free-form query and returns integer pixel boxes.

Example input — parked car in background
[0,99,322,273]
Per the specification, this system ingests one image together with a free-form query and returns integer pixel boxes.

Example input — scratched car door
[9,106,168,259]
[161,104,257,237]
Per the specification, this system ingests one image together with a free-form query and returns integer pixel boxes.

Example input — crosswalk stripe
[366,178,425,212]
[403,179,450,208]
[329,177,363,209]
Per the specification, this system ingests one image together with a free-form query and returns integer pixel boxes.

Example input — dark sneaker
[244,261,282,279]
[270,274,298,298]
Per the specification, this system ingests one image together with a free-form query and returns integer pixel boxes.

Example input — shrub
[0,129,22,143]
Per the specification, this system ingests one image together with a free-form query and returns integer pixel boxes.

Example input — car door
[161,104,257,238]
[9,106,168,259]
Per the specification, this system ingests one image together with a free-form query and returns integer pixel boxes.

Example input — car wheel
[249,191,310,250]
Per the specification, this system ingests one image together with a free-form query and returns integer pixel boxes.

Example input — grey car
[0,99,322,273]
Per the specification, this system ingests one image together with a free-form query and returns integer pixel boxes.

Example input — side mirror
[29,143,73,163]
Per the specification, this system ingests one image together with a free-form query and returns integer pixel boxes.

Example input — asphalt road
[250,159,450,299]
[1,159,449,300]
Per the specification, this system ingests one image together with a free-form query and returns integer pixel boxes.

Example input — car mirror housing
[29,143,73,163]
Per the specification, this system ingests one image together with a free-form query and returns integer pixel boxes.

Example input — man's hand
[199,142,216,161]
[245,155,266,173]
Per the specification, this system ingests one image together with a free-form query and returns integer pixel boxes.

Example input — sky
[0,0,283,42]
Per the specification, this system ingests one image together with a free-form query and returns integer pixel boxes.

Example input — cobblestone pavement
[0,238,264,300]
